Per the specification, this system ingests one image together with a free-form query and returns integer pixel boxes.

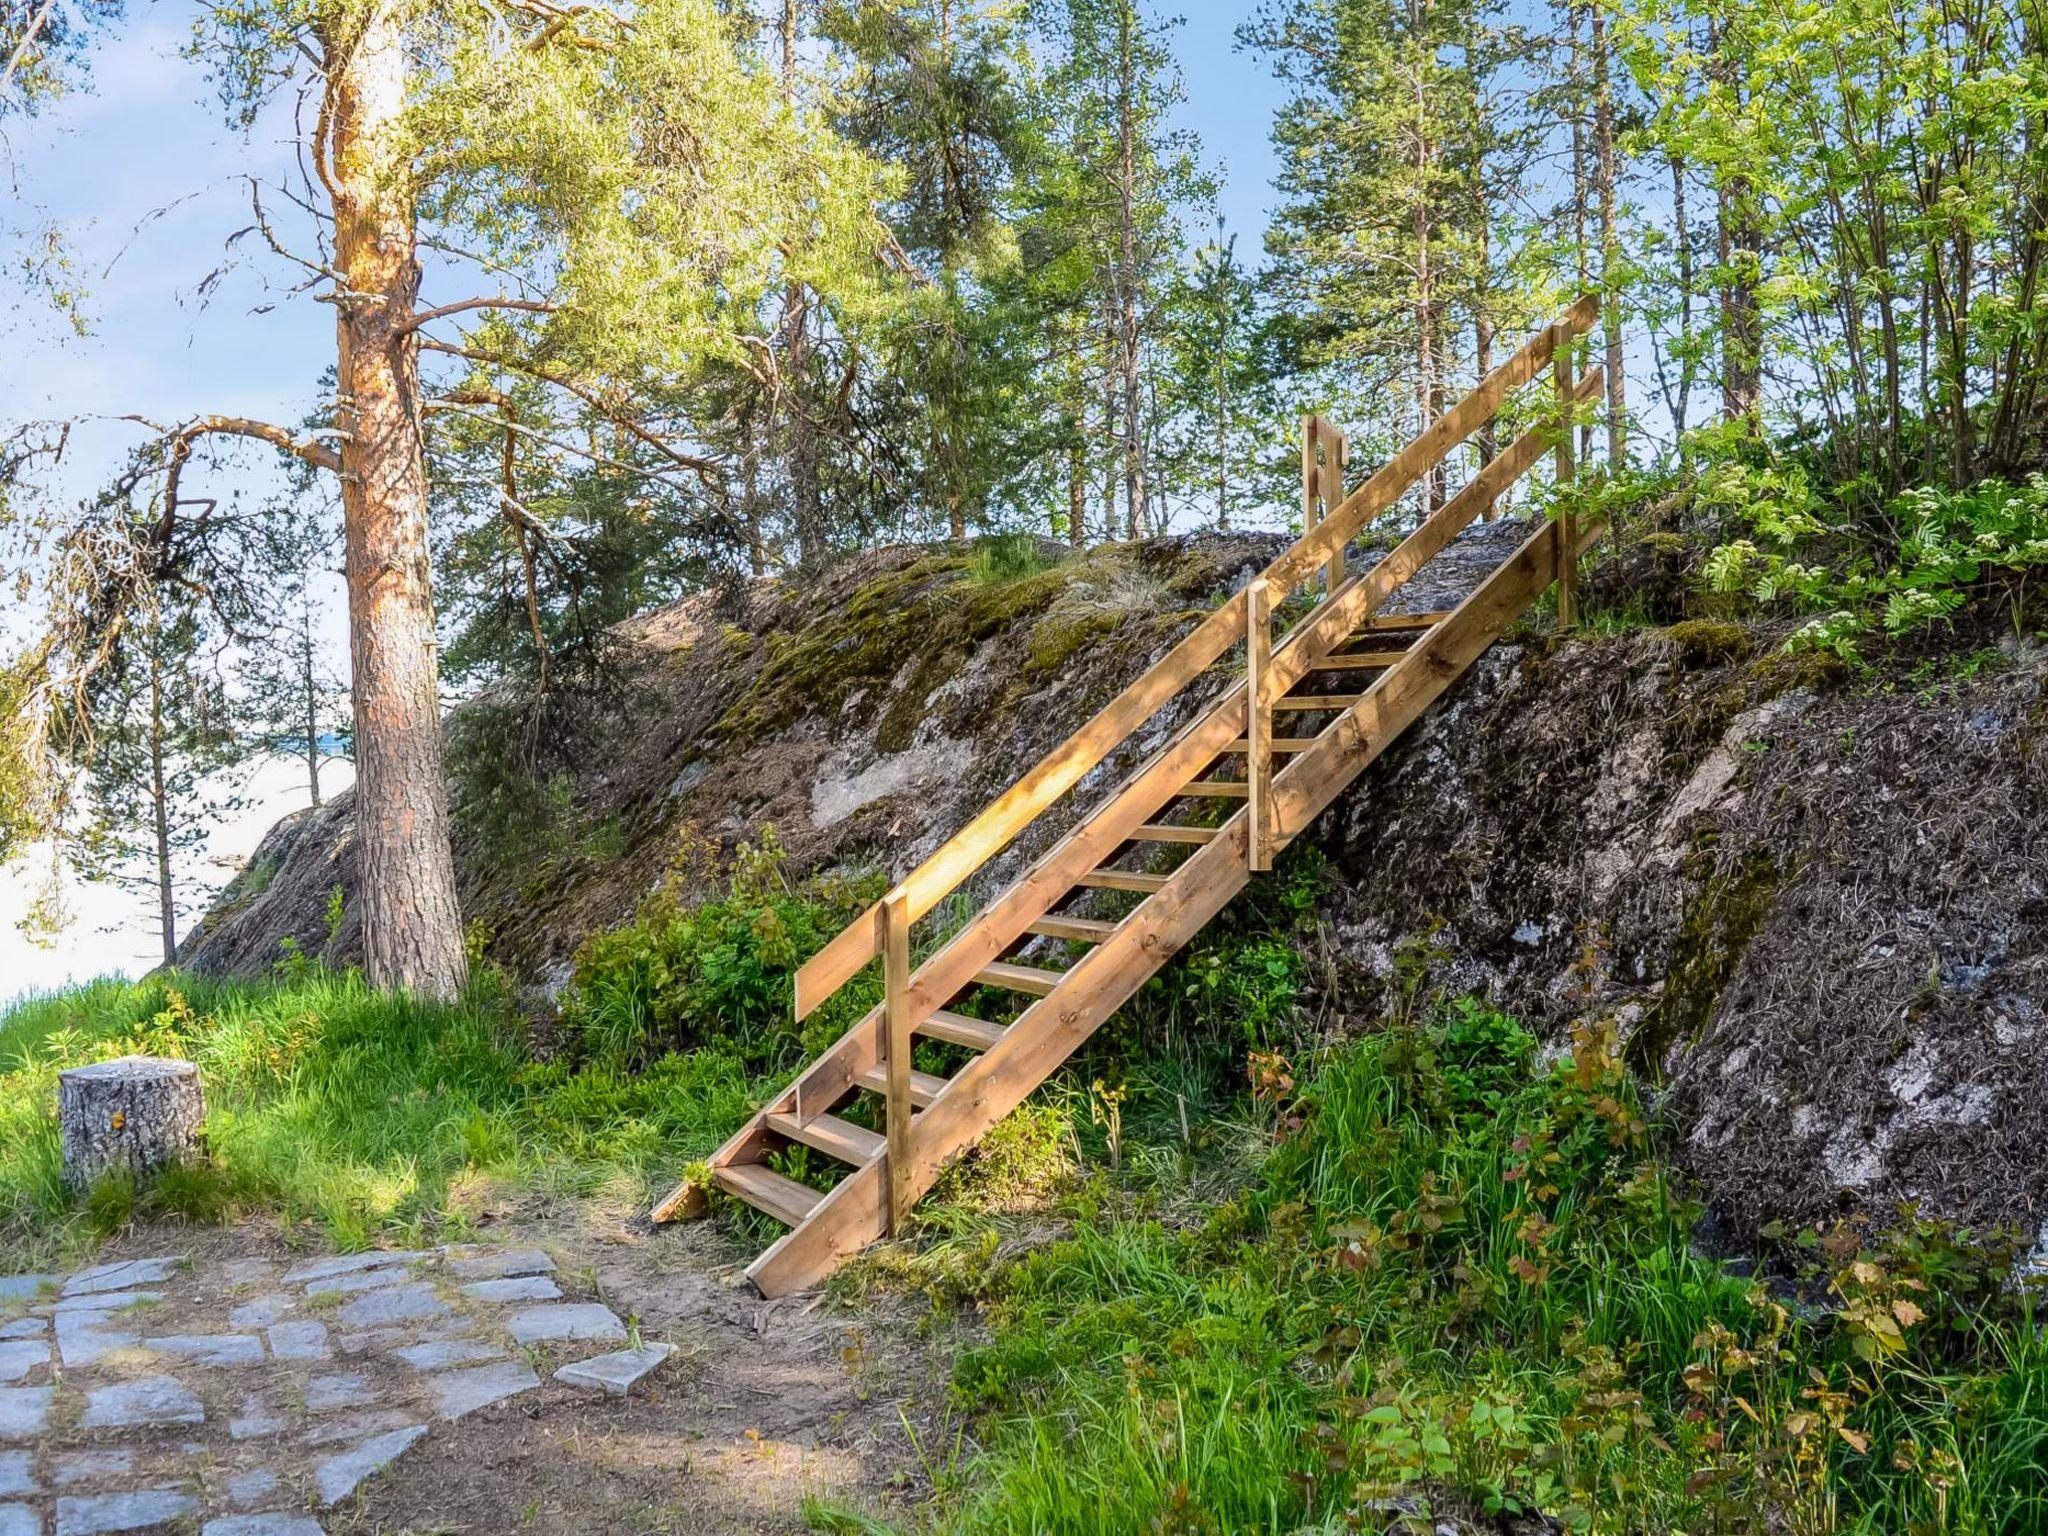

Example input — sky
[0,1,1289,1004]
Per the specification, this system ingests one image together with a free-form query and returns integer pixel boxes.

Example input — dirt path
[20,1221,954,1536]
[348,1222,952,1535]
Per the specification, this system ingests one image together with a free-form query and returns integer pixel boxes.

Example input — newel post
[1245,579,1275,872]
[882,890,913,1233]
[1552,324,1580,631]
[1301,414,1347,597]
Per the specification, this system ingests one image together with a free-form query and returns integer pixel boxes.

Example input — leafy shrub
[557,828,884,1071]
[1700,458,2048,662]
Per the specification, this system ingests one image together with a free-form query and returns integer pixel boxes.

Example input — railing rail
[792,293,1601,1023]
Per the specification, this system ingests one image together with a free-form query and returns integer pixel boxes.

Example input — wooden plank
[1246,576,1273,872]
[1025,915,1119,942]
[1356,611,1449,631]
[918,1009,1008,1050]
[974,960,1065,996]
[714,1163,824,1227]
[650,1178,707,1223]
[1275,695,1366,711]
[1182,779,1248,798]
[1303,651,1404,671]
[1076,869,1168,893]
[855,1063,946,1107]
[883,892,911,1233]
[765,1111,884,1166]
[745,1136,887,1295]
[1130,823,1217,845]
[1271,520,1561,848]
[790,298,1600,1020]
[1224,738,1317,753]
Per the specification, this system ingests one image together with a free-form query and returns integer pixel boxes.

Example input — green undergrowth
[0,831,872,1271]
[891,997,2047,1536]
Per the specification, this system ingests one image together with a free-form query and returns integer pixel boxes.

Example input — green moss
[1632,847,1782,1072]
[1662,619,1754,668]
[1748,647,1851,699]
[1024,609,1131,677]
[715,546,1171,746]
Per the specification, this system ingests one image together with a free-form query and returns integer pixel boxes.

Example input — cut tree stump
[59,1056,206,1191]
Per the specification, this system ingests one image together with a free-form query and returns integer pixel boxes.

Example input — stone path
[0,1246,674,1534]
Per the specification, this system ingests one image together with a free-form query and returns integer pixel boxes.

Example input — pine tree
[76,605,240,965]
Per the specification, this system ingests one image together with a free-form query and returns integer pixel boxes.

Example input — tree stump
[59,1056,206,1191]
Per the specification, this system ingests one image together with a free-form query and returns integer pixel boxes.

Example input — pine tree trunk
[1412,17,1439,514]
[1591,3,1624,465]
[780,0,822,563]
[1068,427,1087,548]
[147,652,175,966]
[1669,147,1695,451]
[1116,2,1147,542]
[328,0,468,1002]
[300,614,322,808]
[1708,17,1762,424]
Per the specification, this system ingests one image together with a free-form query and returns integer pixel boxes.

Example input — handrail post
[882,891,912,1233]
[1552,325,1579,631]
[1246,578,1274,872]
[1302,415,1347,597]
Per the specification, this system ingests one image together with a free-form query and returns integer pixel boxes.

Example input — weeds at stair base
[822,976,2047,1535]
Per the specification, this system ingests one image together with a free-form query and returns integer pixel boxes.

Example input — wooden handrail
[792,293,1601,1020]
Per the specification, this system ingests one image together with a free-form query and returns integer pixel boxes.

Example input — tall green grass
[0,964,764,1270]
[929,1003,2048,1535]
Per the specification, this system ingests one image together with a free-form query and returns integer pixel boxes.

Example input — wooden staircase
[653,297,1608,1296]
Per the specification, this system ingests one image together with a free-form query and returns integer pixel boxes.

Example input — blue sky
[0,1,1288,997]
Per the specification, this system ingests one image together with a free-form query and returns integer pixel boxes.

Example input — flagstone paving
[0,1245,669,1533]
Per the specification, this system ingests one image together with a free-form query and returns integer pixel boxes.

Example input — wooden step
[853,1063,947,1107]
[1275,695,1366,711]
[1130,823,1218,844]
[1357,611,1449,631]
[1026,914,1119,943]
[918,1008,1007,1050]
[764,1111,883,1166]
[1076,868,1168,893]
[1304,650,1406,670]
[1181,779,1249,798]
[1224,738,1318,752]
[714,1162,824,1226]
[975,960,1066,995]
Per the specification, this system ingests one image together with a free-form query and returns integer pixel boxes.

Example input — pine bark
[1708,16,1763,423]
[1591,3,1624,464]
[1115,2,1147,542]
[328,0,468,1001]
[147,652,175,966]
[780,0,822,563]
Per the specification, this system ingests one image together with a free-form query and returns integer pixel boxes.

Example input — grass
[0,830,880,1271]
[893,999,2048,1536]
[4,826,2040,1534]
[0,964,768,1270]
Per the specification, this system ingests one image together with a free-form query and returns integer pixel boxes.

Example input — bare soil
[82,1219,961,1535]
